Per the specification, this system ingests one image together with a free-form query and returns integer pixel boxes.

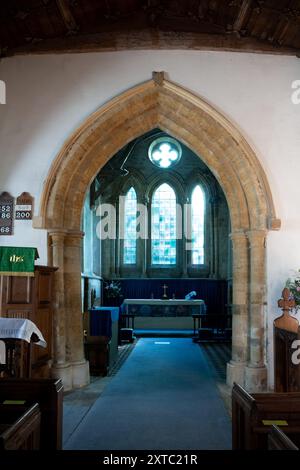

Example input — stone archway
[35,72,280,391]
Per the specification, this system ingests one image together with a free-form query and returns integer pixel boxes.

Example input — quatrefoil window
[148,137,182,169]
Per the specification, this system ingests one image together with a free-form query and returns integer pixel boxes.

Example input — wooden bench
[268,425,299,450]
[232,382,300,449]
[0,378,63,450]
[0,402,41,450]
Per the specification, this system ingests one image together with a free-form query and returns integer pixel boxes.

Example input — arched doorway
[34,72,280,391]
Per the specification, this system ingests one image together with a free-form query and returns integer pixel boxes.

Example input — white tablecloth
[122,299,205,306]
[0,318,47,347]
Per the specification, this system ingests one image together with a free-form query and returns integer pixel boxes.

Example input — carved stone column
[227,230,249,387]
[49,230,72,390]
[211,197,219,278]
[245,229,268,391]
[64,231,90,389]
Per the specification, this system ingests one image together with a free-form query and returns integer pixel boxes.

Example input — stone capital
[246,229,267,246]
[64,230,85,247]
[49,229,67,246]
[230,230,247,242]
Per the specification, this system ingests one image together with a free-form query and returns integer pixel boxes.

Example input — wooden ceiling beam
[5,29,299,57]
[55,0,78,34]
[233,0,253,34]
[272,17,291,46]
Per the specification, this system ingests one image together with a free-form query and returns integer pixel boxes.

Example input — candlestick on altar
[161,284,169,299]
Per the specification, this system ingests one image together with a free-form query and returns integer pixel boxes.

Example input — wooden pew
[0,378,63,450]
[0,403,41,450]
[232,382,300,449]
[274,288,300,392]
[268,425,299,450]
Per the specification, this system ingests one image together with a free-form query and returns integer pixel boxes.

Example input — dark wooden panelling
[0,266,57,378]
[5,276,32,305]
[37,272,52,305]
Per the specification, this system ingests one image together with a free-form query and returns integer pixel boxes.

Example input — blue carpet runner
[65,338,231,450]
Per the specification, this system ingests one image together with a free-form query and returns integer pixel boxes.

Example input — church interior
[0,0,300,456]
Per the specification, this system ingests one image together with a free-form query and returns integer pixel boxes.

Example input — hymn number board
[0,192,14,235]
[15,192,33,220]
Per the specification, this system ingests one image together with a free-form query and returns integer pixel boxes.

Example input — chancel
[1,0,300,454]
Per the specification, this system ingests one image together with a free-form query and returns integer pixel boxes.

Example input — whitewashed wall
[0,50,299,387]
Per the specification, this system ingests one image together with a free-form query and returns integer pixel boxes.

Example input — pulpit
[0,264,57,378]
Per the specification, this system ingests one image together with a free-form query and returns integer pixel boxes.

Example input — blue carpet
[64,338,231,450]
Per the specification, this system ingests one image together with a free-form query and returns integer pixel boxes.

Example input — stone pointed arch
[36,74,280,391]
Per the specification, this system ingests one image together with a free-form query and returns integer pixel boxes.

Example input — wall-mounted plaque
[15,192,34,220]
[0,192,14,235]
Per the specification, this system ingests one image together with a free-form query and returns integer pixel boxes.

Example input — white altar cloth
[123,299,205,306]
[0,318,47,348]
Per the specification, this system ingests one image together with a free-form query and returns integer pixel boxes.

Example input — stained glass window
[124,187,137,264]
[151,183,176,265]
[191,185,205,264]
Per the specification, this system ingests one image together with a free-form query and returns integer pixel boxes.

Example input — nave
[64,338,231,450]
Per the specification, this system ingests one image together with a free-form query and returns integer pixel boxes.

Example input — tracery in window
[148,137,182,169]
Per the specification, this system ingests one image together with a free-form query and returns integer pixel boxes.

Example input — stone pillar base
[51,361,90,391]
[245,365,268,392]
[71,360,90,389]
[51,363,73,392]
[226,360,246,388]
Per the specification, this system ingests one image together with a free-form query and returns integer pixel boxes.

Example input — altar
[121,299,206,330]
[122,299,206,316]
